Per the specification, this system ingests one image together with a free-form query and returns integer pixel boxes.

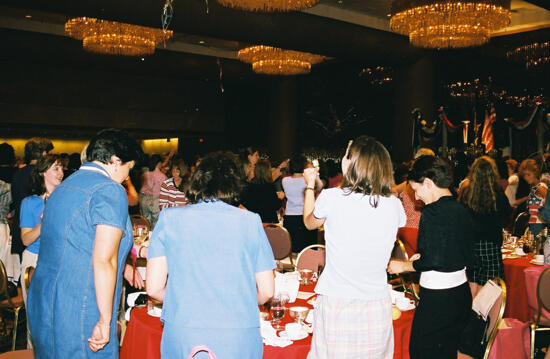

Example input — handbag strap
[188,345,217,359]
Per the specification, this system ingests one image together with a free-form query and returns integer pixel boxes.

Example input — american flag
[481,105,496,152]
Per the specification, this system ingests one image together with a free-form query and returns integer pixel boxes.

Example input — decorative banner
[481,105,496,152]
[508,105,539,130]
[438,106,460,131]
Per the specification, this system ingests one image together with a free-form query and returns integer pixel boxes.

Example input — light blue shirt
[148,200,275,328]
[20,195,44,254]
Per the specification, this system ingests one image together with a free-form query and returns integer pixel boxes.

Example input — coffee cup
[285,323,303,339]
[535,254,544,263]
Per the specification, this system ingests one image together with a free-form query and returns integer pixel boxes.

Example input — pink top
[398,187,423,229]
[140,168,167,196]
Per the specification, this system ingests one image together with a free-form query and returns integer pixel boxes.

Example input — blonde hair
[340,136,394,208]
[519,158,541,178]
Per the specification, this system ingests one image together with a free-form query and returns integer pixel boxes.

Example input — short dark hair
[0,143,15,166]
[24,137,53,164]
[31,155,61,196]
[186,151,245,205]
[86,129,143,165]
[408,155,453,189]
[289,155,306,174]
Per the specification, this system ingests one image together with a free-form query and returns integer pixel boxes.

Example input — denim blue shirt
[20,195,44,254]
[27,162,132,359]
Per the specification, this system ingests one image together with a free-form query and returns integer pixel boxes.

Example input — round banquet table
[502,255,543,322]
[120,283,414,359]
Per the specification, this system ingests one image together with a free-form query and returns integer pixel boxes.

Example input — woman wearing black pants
[389,155,475,359]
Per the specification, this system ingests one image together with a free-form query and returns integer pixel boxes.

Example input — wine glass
[270,296,285,330]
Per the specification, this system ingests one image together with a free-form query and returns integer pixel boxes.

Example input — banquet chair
[390,239,419,301]
[512,211,530,238]
[263,224,294,271]
[530,267,550,359]
[295,244,325,272]
[0,259,25,351]
[24,267,34,293]
[478,278,507,359]
[130,215,150,231]
[0,349,34,358]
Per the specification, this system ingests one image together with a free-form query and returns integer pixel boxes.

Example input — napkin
[260,320,293,347]
[275,271,300,303]
[305,309,314,324]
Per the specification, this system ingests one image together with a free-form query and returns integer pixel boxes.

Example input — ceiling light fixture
[217,0,318,12]
[238,45,324,75]
[507,42,550,69]
[389,0,511,48]
[65,17,173,56]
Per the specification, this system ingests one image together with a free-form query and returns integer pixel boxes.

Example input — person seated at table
[159,158,189,209]
[458,156,512,297]
[146,151,275,359]
[303,136,406,358]
[388,155,474,359]
[519,158,548,236]
[240,159,282,223]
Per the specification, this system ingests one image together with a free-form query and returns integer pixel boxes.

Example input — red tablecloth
[120,283,414,359]
[524,264,550,319]
[503,255,539,322]
[488,318,530,359]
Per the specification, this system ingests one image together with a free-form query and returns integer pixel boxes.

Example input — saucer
[278,330,308,341]
[148,307,162,317]
[530,259,545,266]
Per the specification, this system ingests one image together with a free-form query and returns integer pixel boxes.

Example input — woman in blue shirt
[147,152,275,358]
[20,154,63,305]
[27,129,143,358]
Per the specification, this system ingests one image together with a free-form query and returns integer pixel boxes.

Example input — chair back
[0,259,15,308]
[24,266,35,293]
[478,278,506,359]
[0,349,34,358]
[512,211,529,237]
[130,214,150,231]
[264,224,292,262]
[391,239,409,261]
[296,244,325,271]
[536,267,550,318]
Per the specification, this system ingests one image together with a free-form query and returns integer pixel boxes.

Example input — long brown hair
[251,160,272,184]
[31,154,61,196]
[459,156,500,214]
[340,136,394,208]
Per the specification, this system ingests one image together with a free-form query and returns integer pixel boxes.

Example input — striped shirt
[528,183,547,224]
[159,178,188,209]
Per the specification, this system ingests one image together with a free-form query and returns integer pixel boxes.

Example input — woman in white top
[303,136,406,359]
[282,156,322,253]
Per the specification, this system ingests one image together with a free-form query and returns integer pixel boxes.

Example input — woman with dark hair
[241,159,282,223]
[239,147,260,181]
[139,154,168,228]
[159,158,189,209]
[27,128,143,358]
[146,151,275,358]
[20,155,63,305]
[0,142,16,183]
[303,137,405,358]
[388,155,474,359]
[458,156,511,296]
[282,155,323,253]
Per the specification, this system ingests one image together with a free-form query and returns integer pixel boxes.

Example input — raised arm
[303,168,325,230]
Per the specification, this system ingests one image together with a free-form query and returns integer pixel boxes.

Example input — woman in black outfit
[388,155,474,359]
[240,160,282,223]
[458,156,512,297]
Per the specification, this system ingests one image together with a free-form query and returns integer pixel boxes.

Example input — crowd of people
[0,129,550,358]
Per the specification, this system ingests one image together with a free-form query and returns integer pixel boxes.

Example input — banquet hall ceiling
[1,0,549,68]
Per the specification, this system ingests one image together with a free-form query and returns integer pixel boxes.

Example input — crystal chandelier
[65,17,173,56]
[389,0,511,49]
[238,46,324,75]
[507,42,550,69]
[217,0,318,12]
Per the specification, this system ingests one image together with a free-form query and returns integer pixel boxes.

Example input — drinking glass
[270,296,285,330]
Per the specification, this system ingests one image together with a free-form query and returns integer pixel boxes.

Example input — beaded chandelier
[65,17,173,56]
[507,42,550,69]
[389,0,511,49]
[238,46,324,75]
[217,0,318,12]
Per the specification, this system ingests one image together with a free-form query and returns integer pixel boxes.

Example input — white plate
[148,307,162,317]
[530,259,545,266]
[278,330,308,341]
